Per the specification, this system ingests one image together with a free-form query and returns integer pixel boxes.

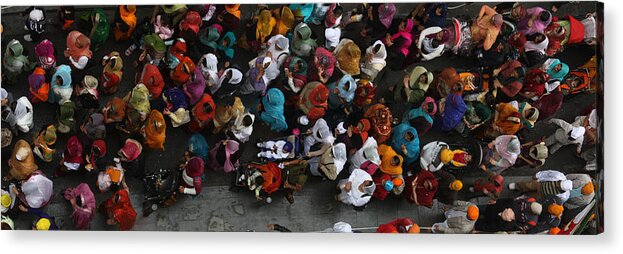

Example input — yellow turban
[440,148,454,164]
[1,194,11,208]
[35,218,51,230]
[450,180,463,191]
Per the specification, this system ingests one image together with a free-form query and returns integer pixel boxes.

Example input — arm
[548,118,572,130]
[183,177,202,195]
[307,143,332,157]
[535,170,566,182]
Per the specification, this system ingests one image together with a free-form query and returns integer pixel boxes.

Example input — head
[560,180,573,192]
[534,33,546,43]
[439,148,453,164]
[548,204,564,218]
[464,153,473,163]
[449,180,463,191]
[404,131,415,141]
[33,218,51,230]
[554,63,563,72]
[56,75,63,85]
[293,60,303,72]
[424,101,436,115]
[390,155,401,166]
[408,224,420,233]
[451,82,463,94]
[423,180,433,190]
[222,36,230,47]
[333,5,343,17]
[362,180,375,195]
[539,11,551,22]
[242,115,253,127]
[492,14,503,28]
[75,195,83,208]
[511,4,525,18]
[1,194,11,209]
[418,73,428,84]
[435,5,444,15]
[500,208,515,222]
[282,141,294,154]
[582,182,595,195]
[467,205,479,221]
[392,177,404,187]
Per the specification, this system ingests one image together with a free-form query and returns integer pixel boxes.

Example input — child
[257,140,293,160]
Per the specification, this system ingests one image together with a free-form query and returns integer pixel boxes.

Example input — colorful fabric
[144,110,166,150]
[260,88,288,132]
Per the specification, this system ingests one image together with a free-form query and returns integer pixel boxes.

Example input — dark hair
[539,11,551,22]
[426,102,435,113]
[1,222,12,230]
[242,115,253,126]
[75,195,83,207]
[255,177,265,186]
[405,131,415,141]
[391,156,401,165]
[203,102,213,112]
[373,44,382,53]
[333,5,343,16]
[431,39,440,48]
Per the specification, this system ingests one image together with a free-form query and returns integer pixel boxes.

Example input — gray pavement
[1,2,600,231]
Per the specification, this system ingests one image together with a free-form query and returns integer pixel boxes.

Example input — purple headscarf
[184,67,206,105]
[378,4,396,29]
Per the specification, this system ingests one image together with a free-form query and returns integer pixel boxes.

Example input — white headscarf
[311,118,335,145]
[14,96,33,133]
[218,68,243,86]
[325,27,341,49]
[366,40,387,65]
[21,174,53,209]
[525,35,549,53]
[349,137,380,171]
[201,53,219,87]
[229,112,255,143]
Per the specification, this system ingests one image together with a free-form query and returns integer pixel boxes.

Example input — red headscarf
[171,56,195,84]
[102,190,136,231]
[185,157,204,177]
[192,93,216,122]
[119,139,142,161]
[65,31,93,60]
[64,136,84,164]
[180,11,202,34]
[169,39,187,60]
[89,139,107,170]
[141,64,164,99]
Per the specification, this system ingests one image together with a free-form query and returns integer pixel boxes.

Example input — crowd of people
[1,3,600,233]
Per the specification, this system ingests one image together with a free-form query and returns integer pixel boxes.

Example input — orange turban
[582,182,594,195]
[467,205,479,221]
[408,224,420,233]
[548,204,564,218]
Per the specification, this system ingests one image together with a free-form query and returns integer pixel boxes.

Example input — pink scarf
[391,19,414,56]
